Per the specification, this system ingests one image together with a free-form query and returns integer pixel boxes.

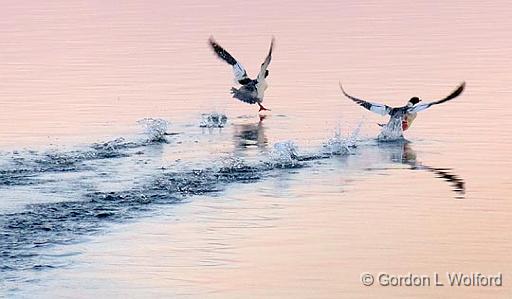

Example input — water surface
[1,0,511,298]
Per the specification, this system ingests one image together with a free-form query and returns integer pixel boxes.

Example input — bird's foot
[258,103,271,112]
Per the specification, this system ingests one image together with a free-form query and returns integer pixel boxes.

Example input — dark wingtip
[435,81,466,104]
[338,81,347,95]
[452,81,466,98]
[459,81,466,92]
[208,36,216,46]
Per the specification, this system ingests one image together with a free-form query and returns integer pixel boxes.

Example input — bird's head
[265,70,269,78]
[408,97,421,107]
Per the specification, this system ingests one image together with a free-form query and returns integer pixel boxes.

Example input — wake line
[0,119,171,188]
[0,136,356,274]
[0,117,466,282]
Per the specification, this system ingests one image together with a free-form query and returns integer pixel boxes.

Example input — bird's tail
[230,87,258,104]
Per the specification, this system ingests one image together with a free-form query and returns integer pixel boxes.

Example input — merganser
[209,37,274,112]
[339,82,465,131]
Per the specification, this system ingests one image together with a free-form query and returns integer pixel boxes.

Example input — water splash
[377,118,405,141]
[322,123,361,155]
[0,119,171,188]
[200,112,228,128]
[137,118,169,143]
[0,143,129,187]
[219,156,248,171]
[91,138,134,153]
[268,141,301,168]
[0,117,419,283]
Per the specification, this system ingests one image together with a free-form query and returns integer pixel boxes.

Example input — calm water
[1,0,512,298]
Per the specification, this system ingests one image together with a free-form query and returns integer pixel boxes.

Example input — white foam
[322,123,361,155]
[200,112,228,128]
[137,118,169,142]
[269,141,300,168]
[377,118,404,141]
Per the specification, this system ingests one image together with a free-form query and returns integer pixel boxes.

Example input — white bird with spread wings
[209,37,274,112]
[339,82,465,132]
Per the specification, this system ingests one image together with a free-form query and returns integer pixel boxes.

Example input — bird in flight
[339,82,465,132]
[209,37,274,112]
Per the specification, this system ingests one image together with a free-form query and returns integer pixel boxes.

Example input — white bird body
[339,82,466,133]
[256,79,268,101]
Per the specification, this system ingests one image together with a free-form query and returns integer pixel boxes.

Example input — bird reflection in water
[380,141,465,199]
[232,117,268,150]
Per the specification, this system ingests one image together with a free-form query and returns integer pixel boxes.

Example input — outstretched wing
[408,82,465,113]
[257,37,275,80]
[209,37,249,83]
[339,82,392,116]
